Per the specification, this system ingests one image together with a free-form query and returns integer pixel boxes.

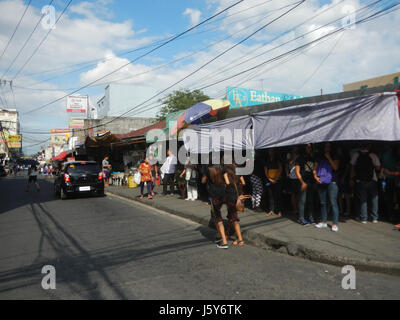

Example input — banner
[8,135,21,142]
[227,86,303,109]
[50,128,70,134]
[67,95,88,113]
[8,141,21,148]
[69,119,85,129]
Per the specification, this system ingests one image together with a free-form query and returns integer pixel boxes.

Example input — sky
[0,0,399,154]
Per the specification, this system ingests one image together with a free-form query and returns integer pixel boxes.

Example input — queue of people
[133,142,400,239]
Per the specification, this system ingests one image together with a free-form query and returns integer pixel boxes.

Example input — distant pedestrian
[25,166,40,192]
[139,158,153,199]
[102,156,111,187]
[160,149,177,196]
[264,148,283,218]
[249,151,264,212]
[184,161,198,201]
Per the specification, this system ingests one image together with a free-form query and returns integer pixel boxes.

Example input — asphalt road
[0,175,399,300]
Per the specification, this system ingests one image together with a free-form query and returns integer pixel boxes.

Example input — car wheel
[60,188,68,200]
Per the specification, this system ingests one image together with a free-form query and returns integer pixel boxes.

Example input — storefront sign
[69,119,85,129]
[67,95,88,113]
[50,128,70,134]
[227,86,303,109]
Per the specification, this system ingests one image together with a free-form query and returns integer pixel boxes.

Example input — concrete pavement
[106,184,400,276]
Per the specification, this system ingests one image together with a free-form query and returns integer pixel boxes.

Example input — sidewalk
[106,185,400,276]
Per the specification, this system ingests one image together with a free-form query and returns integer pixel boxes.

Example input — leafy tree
[156,89,209,121]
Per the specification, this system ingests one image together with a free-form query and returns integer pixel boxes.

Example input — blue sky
[0,0,399,153]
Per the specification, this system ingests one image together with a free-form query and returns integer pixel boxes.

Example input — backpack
[316,159,333,184]
[355,152,374,182]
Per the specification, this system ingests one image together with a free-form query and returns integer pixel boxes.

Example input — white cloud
[183,8,202,27]
[1,0,399,153]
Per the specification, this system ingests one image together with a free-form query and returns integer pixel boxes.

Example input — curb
[105,190,400,277]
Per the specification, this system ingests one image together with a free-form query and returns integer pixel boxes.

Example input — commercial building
[343,72,400,92]
[0,108,21,159]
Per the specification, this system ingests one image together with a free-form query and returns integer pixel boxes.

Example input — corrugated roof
[115,120,166,139]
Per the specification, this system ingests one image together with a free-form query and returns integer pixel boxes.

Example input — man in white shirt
[350,143,381,223]
[161,149,177,195]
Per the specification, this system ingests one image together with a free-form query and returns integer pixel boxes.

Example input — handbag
[133,171,141,185]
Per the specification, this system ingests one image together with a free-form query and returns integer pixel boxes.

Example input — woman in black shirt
[264,148,283,218]
[224,163,246,246]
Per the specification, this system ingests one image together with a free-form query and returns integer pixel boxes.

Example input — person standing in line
[314,143,340,232]
[381,144,400,222]
[350,143,381,223]
[102,156,112,187]
[138,158,153,199]
[148,155,158,197]
[295,143,317,226]
[160,149,177,196]
[176,162,187,199]
[223,163,246,247]
[285,147,299,215]
[204,164,229,249]
[264,148,283,218]
[183,160,198,201]
[249,151,265,212]
[336,145,352,217]
[25,166,40,192]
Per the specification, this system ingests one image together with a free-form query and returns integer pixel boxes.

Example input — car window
[67,163,100,174]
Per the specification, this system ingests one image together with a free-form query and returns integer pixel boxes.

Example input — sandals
[266,211,274,217]
[139,195,144,199]
[232,240,244,246]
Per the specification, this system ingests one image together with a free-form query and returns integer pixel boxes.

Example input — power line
[16,0,275,81]
[19,0,398,135]
[296,31,346,92]
[0,0,33,62]
[11,0,71,80]
[1,0,55,79]
[22,0,245,115]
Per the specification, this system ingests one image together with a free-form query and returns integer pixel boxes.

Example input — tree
[156,89,210,121]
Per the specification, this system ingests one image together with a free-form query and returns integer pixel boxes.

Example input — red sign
[67,157,75,162]
[50,129,70,134]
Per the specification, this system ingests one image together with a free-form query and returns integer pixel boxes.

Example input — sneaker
[308,217,316,224]
[372,220,378,224]
[332,225,339,232]
[214,237,223,244]
[299,219,309,226]
[361,220,367,224]
[315,223,328,229]
[217,243,228,249]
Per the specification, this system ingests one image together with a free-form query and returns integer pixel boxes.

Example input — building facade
[343,72,400,92]
[0,108,21,159]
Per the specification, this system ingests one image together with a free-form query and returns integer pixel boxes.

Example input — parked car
[54,161,104,199]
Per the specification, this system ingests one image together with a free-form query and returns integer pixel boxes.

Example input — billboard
[67,95,88,113]
[8,135,21,142]
[50,128,70,134]
[227,86,303,109]
[69,119,85,129]
[7,141,21,148]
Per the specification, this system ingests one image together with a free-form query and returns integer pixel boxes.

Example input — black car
[54,161,104,199]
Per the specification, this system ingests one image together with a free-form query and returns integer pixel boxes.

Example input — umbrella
[184,99,230,124]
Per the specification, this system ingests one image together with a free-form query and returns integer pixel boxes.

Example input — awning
[182,92,400,153]
[52,151,67,161]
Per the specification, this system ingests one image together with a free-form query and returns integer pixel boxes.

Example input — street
[0,176,399,300]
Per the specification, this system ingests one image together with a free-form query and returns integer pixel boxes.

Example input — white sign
[67,95,88,113]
